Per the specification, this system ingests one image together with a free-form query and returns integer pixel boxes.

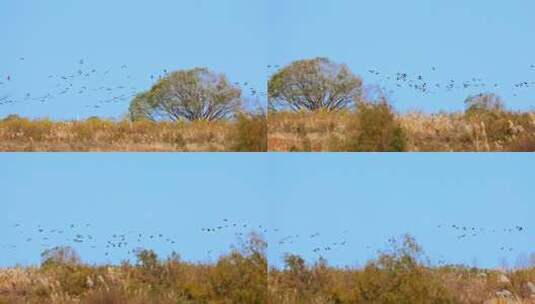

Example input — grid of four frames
[2,1,534,303]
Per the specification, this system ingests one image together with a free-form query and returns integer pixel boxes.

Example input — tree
[464,93,504,114]
[128,92,157,121]
[129,68,241,121]
[41,246,81,267]
[268,57,363,111]
[135,248,159,269]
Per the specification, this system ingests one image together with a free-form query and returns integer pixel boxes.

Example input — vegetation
[129,68,241,122]
[345,99,406,152]
[0,234,267,304]
[269,235,535,304]
[1,60,534,151]
[2,100,533,152]
[267,58,535,152]
[0,66,270,152]
[232,112,267,152]
[268,103,535,152]
[0,114,267,152]
[2,235,534,303]
[268,57,362,111]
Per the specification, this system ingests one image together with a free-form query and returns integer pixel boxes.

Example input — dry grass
[269,235,535,304]
[0,115,267,152]
[2,234,534,304]
[0,235,267,304]
[269,265,535,304]
[3,109,533,152]
[268,110,535,152]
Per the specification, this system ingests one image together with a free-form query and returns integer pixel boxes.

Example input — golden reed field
[2,109,534,152]
[0,114,267,152]
[268,109,535,152]
[1,235,534,304]
[0,235,267,304]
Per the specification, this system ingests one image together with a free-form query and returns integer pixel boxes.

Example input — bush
[355,235,454,304]
[346,99,406,152]
[232,113,267,152]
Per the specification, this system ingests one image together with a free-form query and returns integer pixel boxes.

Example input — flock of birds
[270,223,529,266]
[0,57,267,114]
[0,218,530,266]
[365,64,535,98]
[0,58,141,109]
[1,218,272,261]
[2,56,535,117]
[436,223,526,253]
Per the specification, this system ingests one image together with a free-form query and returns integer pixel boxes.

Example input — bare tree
[41,246,81,267]
[268,57,362,111]
[464,93,504,114]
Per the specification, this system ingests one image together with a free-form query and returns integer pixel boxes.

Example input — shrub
[346,99,406,152]
[232,113,267,152]
[355,235,454,304]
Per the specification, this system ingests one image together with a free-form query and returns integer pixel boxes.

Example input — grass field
[268,235,535,304]
[269,261,535,304]
[268,110,535,152]
[0,114,267,152]
[0,235,267,304]
[1,235,534,304]
[1,107,534,152]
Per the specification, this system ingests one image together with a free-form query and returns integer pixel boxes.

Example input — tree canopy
[41,246,81,267]
[129,68,241,121]
[268,58,363,111]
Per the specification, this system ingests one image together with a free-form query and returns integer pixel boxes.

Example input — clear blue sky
[0,0,268,119]
[267,154,534,269]
[0,154,270,266]
[1,154,533,269]
[269,0,535,112]
[2,1,535,119]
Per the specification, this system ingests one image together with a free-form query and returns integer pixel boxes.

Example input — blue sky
[1,154,533,269]
[269,0,535,112]
[2,1,535,119]
[0,154,270,266]
[0,0,268,119]
[267,154,534,269]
